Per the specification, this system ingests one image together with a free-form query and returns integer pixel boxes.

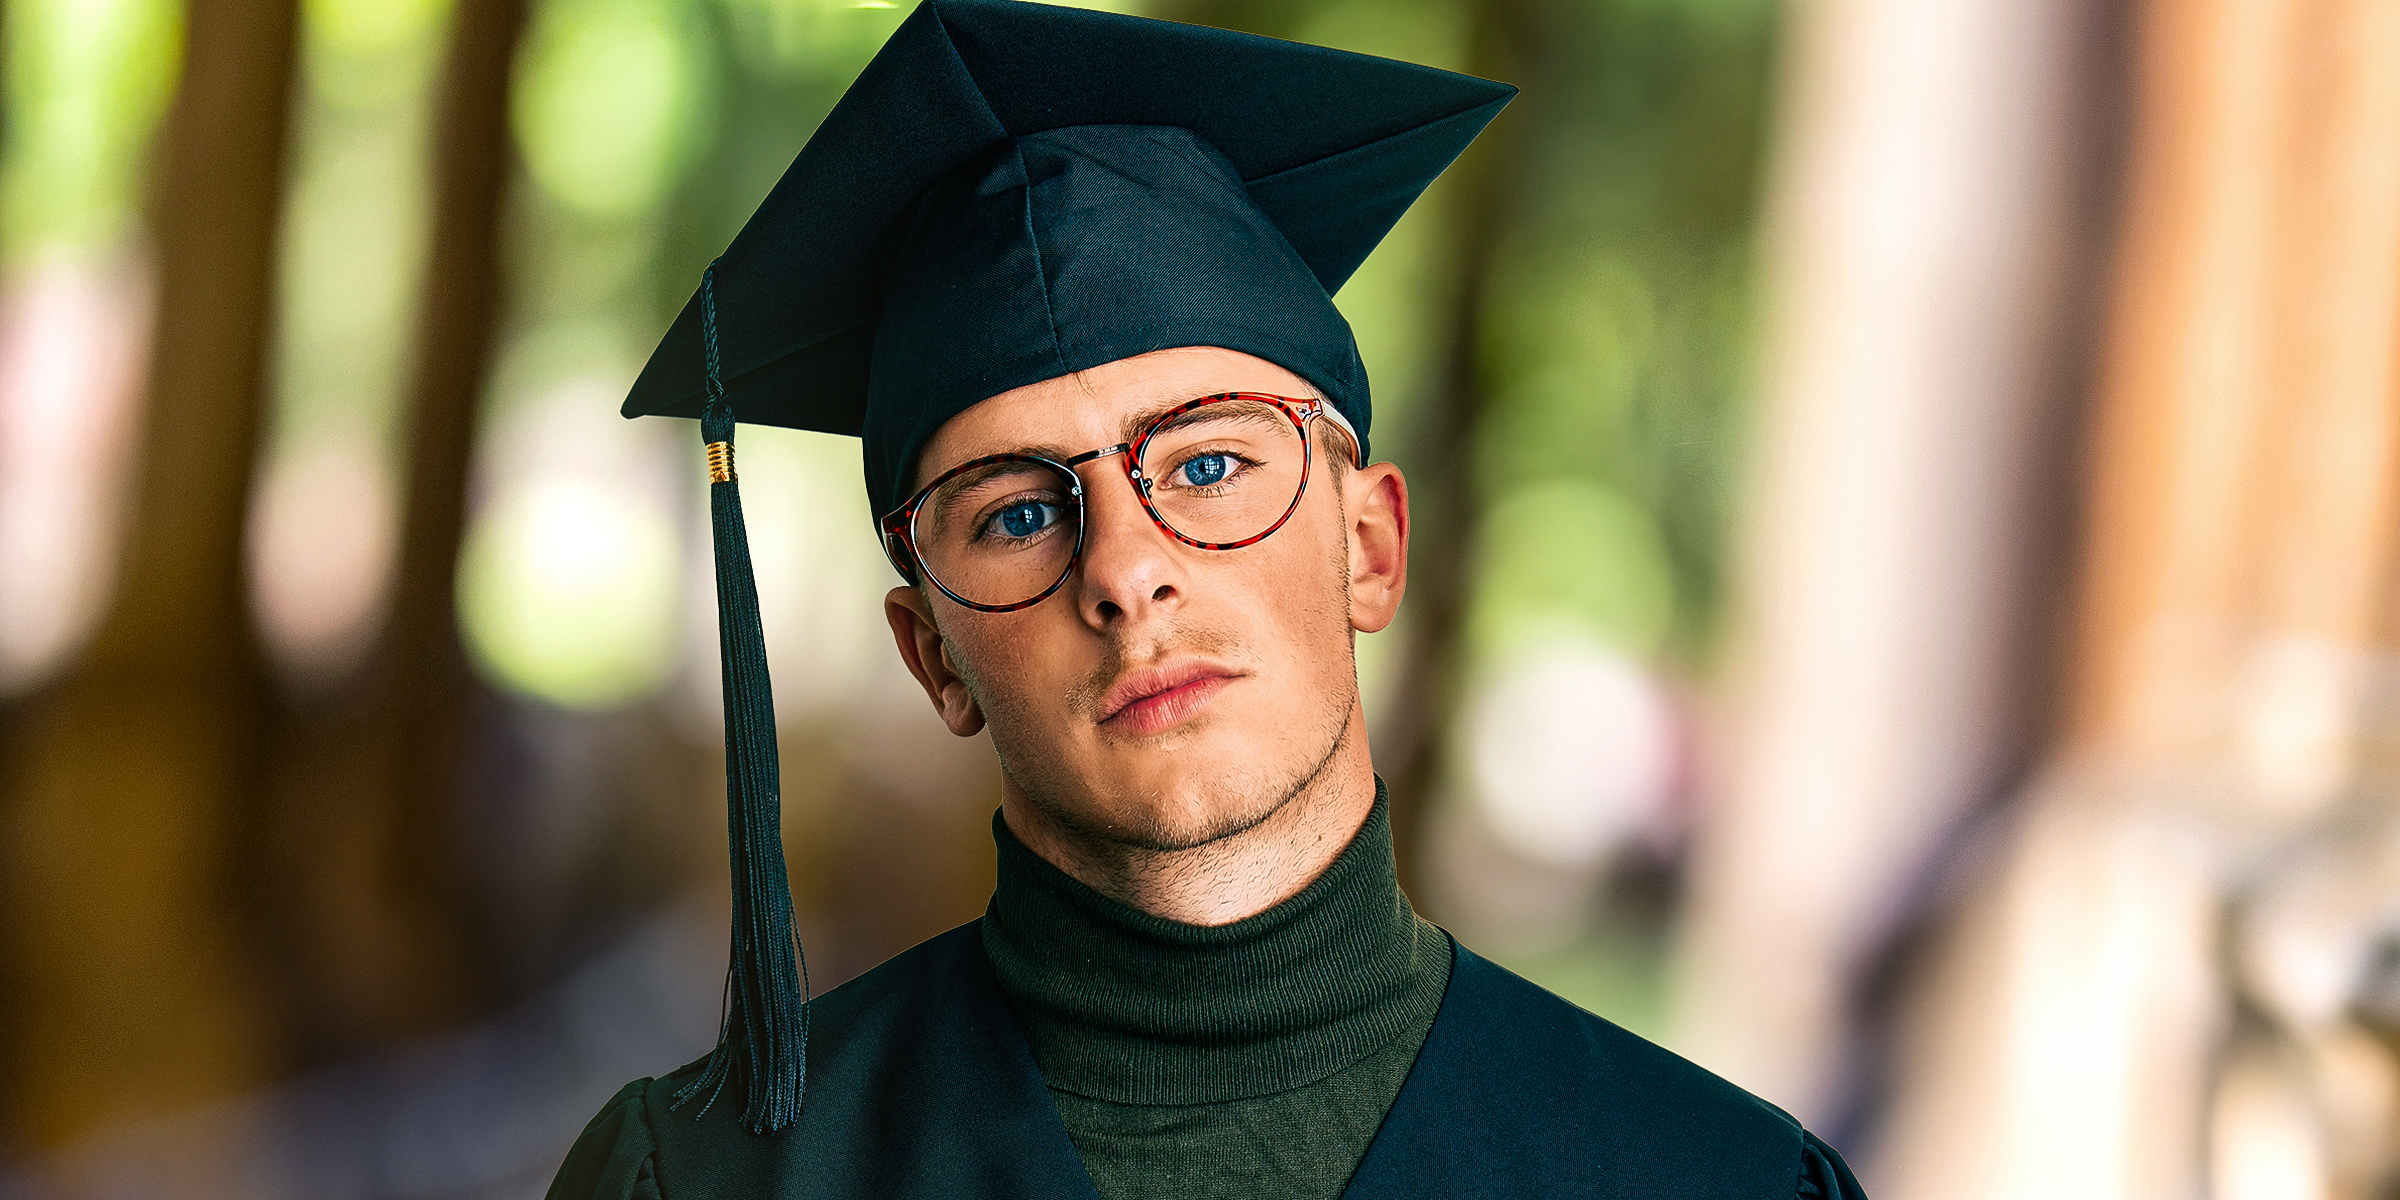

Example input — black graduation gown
[549,923,1863,1199]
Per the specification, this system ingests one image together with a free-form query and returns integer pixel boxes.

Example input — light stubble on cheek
[938,503,1362,854]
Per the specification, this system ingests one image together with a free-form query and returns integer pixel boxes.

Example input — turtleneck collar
[980,780,1451,1105]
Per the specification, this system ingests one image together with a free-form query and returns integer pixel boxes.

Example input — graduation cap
[635,0,1513,1134]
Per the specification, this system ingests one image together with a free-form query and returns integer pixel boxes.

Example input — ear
[1346,462,1408,634]
[884,586,987,736]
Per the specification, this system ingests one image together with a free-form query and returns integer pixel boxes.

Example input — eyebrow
[969,391,1229,462]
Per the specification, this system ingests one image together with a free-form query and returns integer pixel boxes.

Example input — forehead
[913,347,1317,485]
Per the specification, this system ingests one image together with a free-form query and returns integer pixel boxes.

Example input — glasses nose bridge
[1066,442,1182,572]
[1063,441,1149,502]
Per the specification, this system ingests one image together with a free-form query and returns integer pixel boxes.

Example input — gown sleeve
[545,1080,666,1200]
[1796,1129,1869,1198]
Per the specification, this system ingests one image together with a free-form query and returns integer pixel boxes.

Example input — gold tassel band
[706,441,736,483]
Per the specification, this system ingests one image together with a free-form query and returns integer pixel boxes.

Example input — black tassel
[671,262,810,1133]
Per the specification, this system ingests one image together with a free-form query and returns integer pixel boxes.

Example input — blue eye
[991,501,1060,539]
[1180,454,1231,487]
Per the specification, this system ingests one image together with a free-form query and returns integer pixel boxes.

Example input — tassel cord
[669,262,811,1133]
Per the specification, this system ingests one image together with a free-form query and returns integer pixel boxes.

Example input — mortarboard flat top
[623,0,1514,513]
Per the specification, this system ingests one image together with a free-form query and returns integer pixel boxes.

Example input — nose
[1071,452,1184,628]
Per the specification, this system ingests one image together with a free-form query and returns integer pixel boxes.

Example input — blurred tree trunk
[1373,0,1526,896]
[0,0,299,1149]
[1873,1,2400,1192]
[246,0,529,1060]
[389,0,524,834]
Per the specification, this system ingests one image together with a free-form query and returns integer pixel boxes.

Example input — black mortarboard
[632,0,1512,1135]
[627,0,1515,514]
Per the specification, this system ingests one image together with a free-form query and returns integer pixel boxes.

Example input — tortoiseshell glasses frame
[878,392,1342,613]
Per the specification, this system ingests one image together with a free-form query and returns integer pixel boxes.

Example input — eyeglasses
[879,392,1338,613]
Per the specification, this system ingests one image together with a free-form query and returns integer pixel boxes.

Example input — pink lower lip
[1102,675,1233,735]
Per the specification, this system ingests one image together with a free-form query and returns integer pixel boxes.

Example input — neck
[998,706,1379,926]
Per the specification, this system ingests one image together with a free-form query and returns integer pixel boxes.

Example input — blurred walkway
[0,900,720,1200]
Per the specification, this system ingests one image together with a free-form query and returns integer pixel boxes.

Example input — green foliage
[302,0,452,110]
[1472,477,1676,660]
[1466,0,1777,664]
[515,0,720,219]
[1293,0,1470,71]
[714,0,913,81]
[271,0,455,452]
[305,0,452,59]
[1,0,183,260]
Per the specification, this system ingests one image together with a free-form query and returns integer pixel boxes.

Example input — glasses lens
[913,458,1080,608]
[1139,399,1307,546]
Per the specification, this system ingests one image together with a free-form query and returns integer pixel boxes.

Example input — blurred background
[2,0,2396,1195]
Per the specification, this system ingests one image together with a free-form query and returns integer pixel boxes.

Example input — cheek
[1239,520,1353,658]
[944,609,1072,714]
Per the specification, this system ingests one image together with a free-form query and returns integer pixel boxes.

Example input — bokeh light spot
[513,0,710,218]
[458,477,681,710]
[1465,632,1676,869]
[247,429,399,684]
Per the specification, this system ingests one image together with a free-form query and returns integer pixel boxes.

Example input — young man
[549,2,1867,1196]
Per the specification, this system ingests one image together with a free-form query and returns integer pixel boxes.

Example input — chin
[1071,738,1307,852]
[1092,793,1278,853]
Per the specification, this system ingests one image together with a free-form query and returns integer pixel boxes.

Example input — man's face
[884,347,1407,852]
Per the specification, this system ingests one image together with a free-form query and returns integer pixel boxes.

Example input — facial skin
[884,347,1410,926]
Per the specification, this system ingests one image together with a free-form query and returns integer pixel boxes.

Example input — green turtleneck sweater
[979,784,1450,1200]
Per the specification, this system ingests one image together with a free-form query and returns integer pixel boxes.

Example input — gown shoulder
[543,923,1088,1200]
[545,1078,665,1200]
[1797,1129,1868,1198]
[1341,938,1872,1199]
